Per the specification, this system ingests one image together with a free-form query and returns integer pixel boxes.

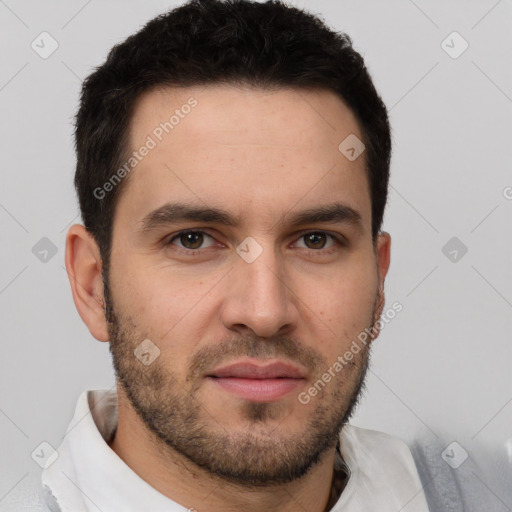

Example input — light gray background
[1,0,511,507]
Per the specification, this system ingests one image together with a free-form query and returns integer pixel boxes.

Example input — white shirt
[35,389,429,512]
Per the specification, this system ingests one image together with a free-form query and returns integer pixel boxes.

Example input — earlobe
[65,224,110,342]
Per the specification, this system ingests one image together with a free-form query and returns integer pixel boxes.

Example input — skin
[66,84,391,512]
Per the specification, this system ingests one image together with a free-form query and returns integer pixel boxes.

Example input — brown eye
[293,231,345,254]
[303,232,328,249]
[180,232,203,249]
[168,231,215,250]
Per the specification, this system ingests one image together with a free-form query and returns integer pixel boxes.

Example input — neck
[109,389,337,512]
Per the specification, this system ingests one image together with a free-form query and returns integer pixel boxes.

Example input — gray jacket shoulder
[0,471,54,512]
[410,436,512,512]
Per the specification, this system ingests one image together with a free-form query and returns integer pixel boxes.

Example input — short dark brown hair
[74,0,391,274]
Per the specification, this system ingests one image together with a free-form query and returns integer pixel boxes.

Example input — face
[105,84,389,486]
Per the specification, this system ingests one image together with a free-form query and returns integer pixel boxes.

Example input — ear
[372,231,392,335]
[376,231,391,298]
[65,224,109,342]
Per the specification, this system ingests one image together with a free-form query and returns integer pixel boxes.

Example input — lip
[206,360,306,402]
[208,361,305,379]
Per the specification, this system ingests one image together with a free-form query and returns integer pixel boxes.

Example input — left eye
[294,232,337,250]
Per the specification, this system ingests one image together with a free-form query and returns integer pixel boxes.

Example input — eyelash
[164,229,346,257]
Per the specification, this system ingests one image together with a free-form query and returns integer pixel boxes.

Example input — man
[37,0,431,510]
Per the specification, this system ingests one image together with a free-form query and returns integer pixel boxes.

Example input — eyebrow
[139,201,363,233]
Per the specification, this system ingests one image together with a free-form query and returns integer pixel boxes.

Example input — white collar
[41,389,428,512]
[42,389,188,511]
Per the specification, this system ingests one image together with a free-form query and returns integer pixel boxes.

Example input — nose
[220,242,299,339]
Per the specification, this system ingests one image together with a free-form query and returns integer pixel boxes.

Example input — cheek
[109,257,217,351]
[305,260,378,350]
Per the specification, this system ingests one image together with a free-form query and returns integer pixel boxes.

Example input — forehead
[130,84,362,151]
[118,84,371,233]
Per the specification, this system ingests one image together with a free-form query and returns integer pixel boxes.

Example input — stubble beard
[105,277,378,487]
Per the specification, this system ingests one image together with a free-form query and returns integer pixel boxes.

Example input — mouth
[206,360,306,402]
